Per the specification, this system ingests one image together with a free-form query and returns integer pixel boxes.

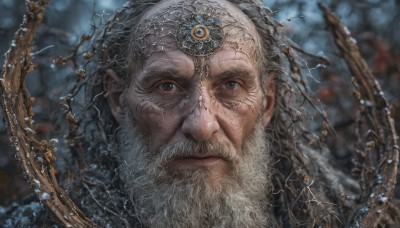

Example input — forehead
[133,0,260,59]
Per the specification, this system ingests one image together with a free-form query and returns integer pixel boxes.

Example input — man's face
[120,0,274,184]
[107,0,275,226]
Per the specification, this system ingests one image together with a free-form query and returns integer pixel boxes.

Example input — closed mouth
[176,152,226,160]
[171,154,226,167]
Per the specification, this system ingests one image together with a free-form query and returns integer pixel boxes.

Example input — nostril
[181,107,219,141]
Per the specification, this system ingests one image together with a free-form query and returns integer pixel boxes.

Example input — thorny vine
[0,0,398,227]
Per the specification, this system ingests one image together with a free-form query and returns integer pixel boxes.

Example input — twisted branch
[319,3,399,227]
[0,1,97,227]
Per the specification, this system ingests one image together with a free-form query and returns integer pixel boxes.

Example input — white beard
[118,121,273,228]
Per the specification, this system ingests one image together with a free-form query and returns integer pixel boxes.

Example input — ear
[261,75,276,127]
[103,69,125,123]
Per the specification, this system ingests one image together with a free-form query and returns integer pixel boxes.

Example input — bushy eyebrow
[138,68,190,85]
[137,67,257,86]
[212,69,257,84]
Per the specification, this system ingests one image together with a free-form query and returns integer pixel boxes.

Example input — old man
[1,0,363,227]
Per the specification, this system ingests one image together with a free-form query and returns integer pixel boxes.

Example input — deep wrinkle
[131,61,259,117]
[130,48,261,120]
[194,56,210,108]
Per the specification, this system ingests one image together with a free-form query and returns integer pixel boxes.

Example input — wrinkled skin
[107,0,275,186]
[105,3,276,225]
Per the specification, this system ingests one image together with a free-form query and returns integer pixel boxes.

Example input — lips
[172,154,226,167]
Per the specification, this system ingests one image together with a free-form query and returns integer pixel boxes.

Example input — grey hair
[77,0,354,226]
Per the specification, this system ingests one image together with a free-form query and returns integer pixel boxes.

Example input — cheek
[214,93,262,149]
[126,98,182,151]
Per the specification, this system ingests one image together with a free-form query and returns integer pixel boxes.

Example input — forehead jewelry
[176,14,224,56]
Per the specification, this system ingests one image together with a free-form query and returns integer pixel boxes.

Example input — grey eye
[159,82,176,91]
[224,81,239,90]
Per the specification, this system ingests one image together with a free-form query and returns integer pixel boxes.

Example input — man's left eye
[223,81,240,90]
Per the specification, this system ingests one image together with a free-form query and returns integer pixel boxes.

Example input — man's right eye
[158,81,178,92]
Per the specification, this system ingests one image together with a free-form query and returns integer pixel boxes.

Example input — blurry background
[0,0,399,207]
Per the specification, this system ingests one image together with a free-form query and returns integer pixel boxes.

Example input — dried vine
[319,3,399,227]
[0,1,97,227]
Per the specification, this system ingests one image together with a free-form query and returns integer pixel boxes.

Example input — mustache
[156,139,239,164]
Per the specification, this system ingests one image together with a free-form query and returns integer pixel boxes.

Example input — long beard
[118,122,273,227]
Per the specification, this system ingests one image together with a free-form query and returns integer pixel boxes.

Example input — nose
[181,100,220,141]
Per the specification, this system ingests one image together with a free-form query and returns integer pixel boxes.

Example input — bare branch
[319,3,399,227]
[0,1,97,227]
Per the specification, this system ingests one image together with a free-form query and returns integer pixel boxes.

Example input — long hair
[74,0,359,226]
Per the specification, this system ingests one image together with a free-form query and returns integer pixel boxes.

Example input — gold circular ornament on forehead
[191,25,209,40]
[176,14,224,56]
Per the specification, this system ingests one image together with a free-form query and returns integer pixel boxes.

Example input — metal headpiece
[176,14,224,56]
